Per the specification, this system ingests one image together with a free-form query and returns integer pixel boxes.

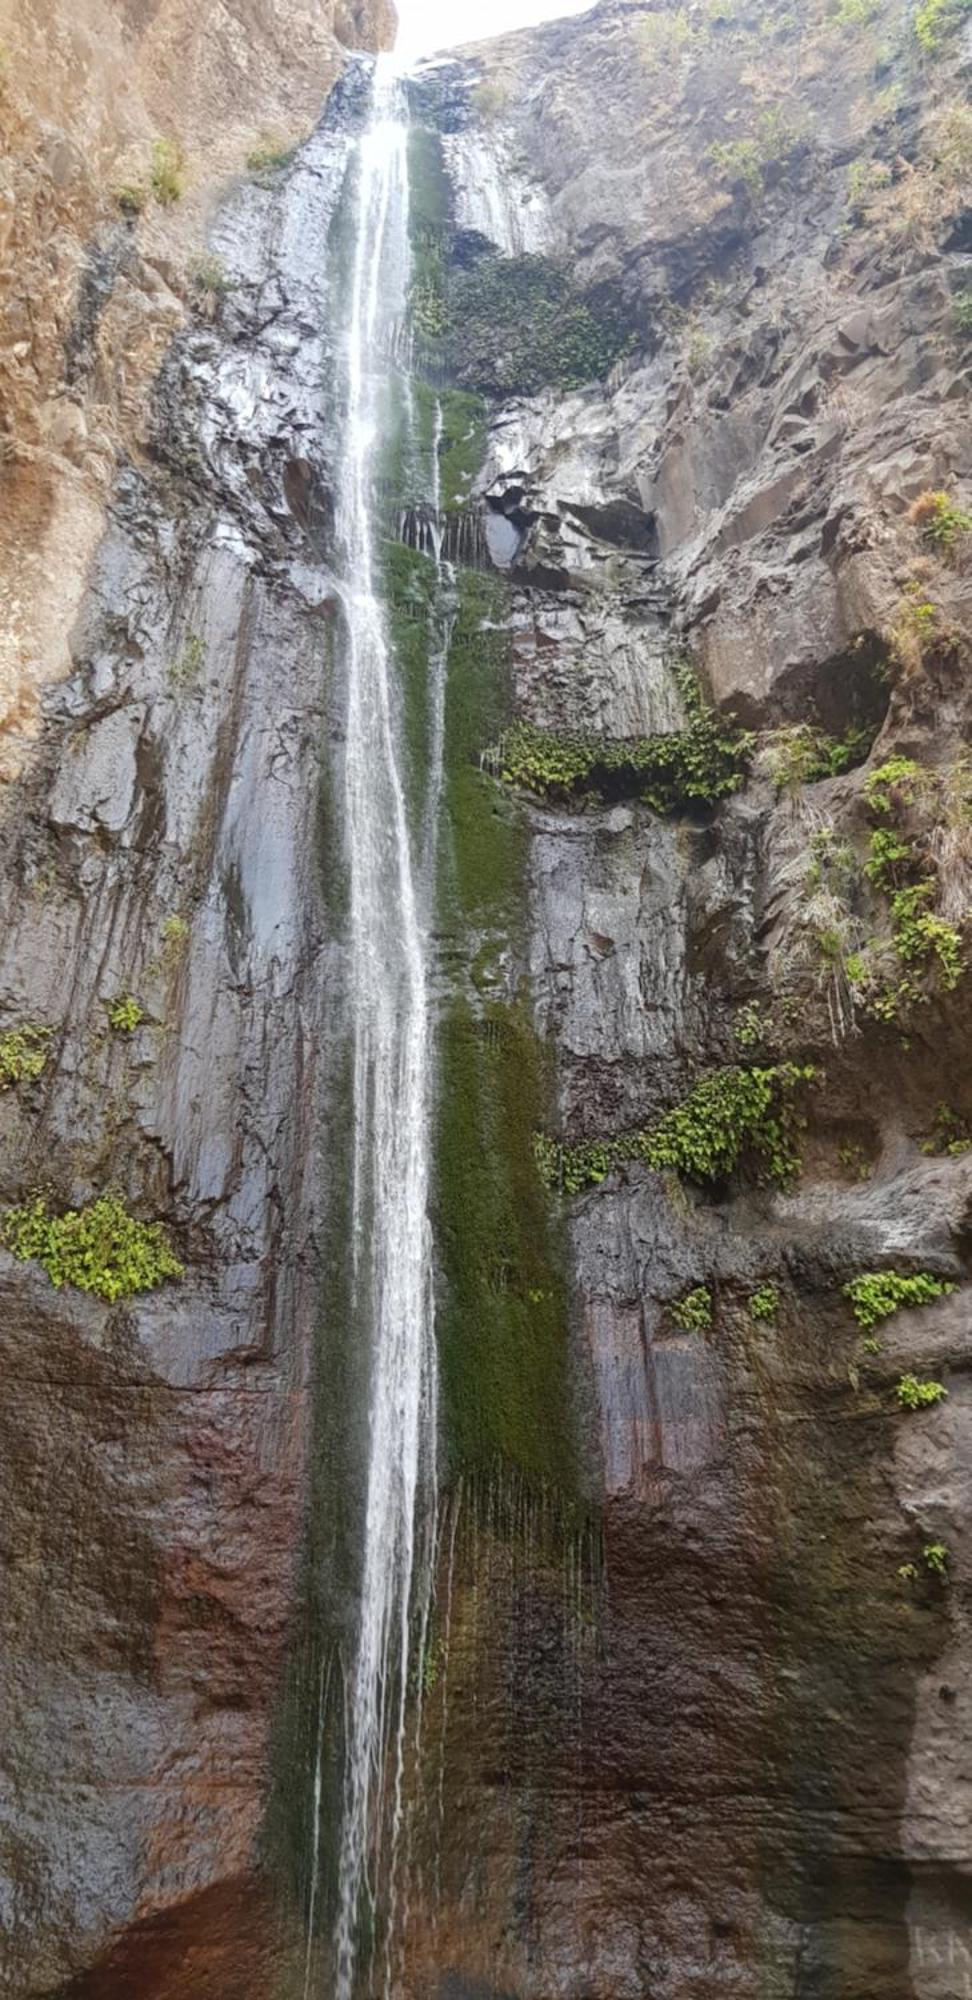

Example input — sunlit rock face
[2,0,972,1995]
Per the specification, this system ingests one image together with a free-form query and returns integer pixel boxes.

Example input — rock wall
[396,2,972,1995]
[2,0,972,1995]
[0,0,393,781]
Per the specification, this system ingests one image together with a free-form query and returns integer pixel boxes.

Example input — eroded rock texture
[1,0,972,1996]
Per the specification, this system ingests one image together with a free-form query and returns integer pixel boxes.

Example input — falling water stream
[332,53,440,2000]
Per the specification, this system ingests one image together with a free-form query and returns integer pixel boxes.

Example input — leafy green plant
[734,1001,770,1050]
[670,1284,713,1331]
[0,1026,51,1090]
[2,1193,183,1301]
[863,757,925,817]
[838,1142,871,1181]
[896,1374,948,1409]
[150,138,186,206]
[864,827,912,891]
[708,107,805,200]
[535,1062,815,1195]
[835,0,882,23]
[890,883,963,989]
[922,1540,949,1577]
[107,995,144,1034]
[914,0,972,54]
[953,289,972,337]
[909,489,972,561]
[921,1102,971,1156]
[766,724,871,793]
[843,1269,956,1329]
[488,668,753,815]
[749,1282,780,1322]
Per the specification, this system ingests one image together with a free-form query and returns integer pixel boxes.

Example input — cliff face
[0,0,393,781]
[1,0,971,1996]
[397,2,972,1994]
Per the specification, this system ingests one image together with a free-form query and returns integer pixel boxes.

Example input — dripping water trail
[330,53,441,2000]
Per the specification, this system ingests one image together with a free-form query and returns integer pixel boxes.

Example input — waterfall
[333,55,440,2000]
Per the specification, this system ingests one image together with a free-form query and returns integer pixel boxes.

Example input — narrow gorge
[1,2,971,1997]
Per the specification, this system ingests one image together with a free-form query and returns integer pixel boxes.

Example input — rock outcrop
[0,0,393,780]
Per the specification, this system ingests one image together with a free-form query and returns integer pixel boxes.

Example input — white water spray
[333,56,440,2000]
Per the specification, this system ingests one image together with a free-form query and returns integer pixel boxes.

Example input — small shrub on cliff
[150,138,186,206]
[749,1282,780,1322]
[2,1193,183,1301]
[843,1269,956,1329]
[0,1026,50,1090]
[909,490,972,563]
[115,181,148,218]
[922,1540,949,1577]
[707,107,805,201]
[920,1102,971,1156]
[670,1285,713,1332]
[107,995,144,1035]
[247,137,298,183]
[953,290,972,337]
[535,1062,815,1195]
[914,0,972,55]
[767,725,871,794]
[896,1374,948,1410]
[863,757,926,817]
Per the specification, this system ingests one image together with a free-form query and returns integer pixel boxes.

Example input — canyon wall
[1,0,971,1996]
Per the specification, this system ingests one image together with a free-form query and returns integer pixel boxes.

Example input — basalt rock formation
[2,0,972,1996]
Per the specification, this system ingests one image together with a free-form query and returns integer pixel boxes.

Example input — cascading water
[332,53,440,2000]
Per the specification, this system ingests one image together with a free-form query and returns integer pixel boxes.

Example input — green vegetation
[2,1193,182,1301]
[766,723,871,793]
[838,1142,871,1181]
[843,1270,956,1329]
[834,0,882,23]
[189,256,232,308]
[150,138,186,206]
[487,667,753,814]
[107,995,144,1034]
[896,1374,948,1410]
[443,253,631,398]
[864,826,912,891]
[921,1102,971,1156]
[922,1539,949,1577]
[670,1284,713,1332]
[535,1062,815,1196]
[734,1001,771,1051]
[889,583,945,675]
[953,290,972,336]
[247,137,297,184]
[115,182,148,218]
[909,489,972,562]
[0,1026,50,1090]
[167,630,205,691]
[863,757,925,817]
[914,0,972,54]
[434,566,578,1490]
[749,1282,780,1322]
[708,106,805,201]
